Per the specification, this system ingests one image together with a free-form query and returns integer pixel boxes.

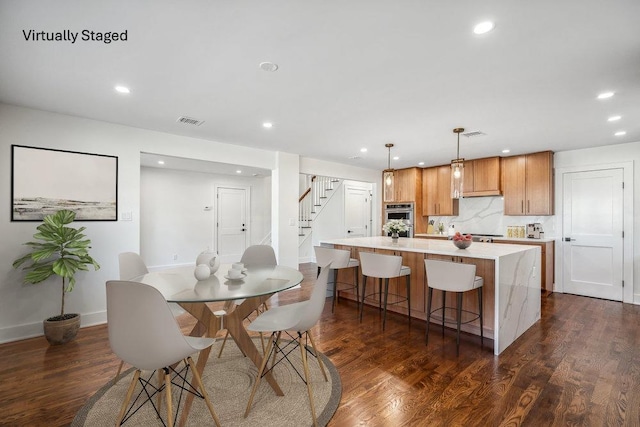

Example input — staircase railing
[298,175,340,238]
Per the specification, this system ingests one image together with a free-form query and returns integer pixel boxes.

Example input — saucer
[224,273,246,281]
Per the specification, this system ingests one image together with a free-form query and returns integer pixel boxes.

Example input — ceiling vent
[177,116,205,126]
[462,131,486,138]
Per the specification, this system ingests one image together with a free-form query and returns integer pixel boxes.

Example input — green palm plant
[13,209,100,319]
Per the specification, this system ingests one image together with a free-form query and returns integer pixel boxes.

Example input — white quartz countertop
[414,233,556,243]
[321,236,540,260]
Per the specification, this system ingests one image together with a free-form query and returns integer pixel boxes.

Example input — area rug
[72,338,341,426]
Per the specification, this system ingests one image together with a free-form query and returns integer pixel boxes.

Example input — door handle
[241,229,246,232]
[564,237,575,242]
[347,230,352,233]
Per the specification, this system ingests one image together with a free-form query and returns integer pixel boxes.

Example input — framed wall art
[11,145,118,221]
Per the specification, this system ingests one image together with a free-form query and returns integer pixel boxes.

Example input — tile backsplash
[427,196,556,237]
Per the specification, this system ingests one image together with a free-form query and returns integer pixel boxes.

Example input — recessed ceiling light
[262,122,273,128]
[259,62,279,72]
[418,162,425,166]
[473,21,495,35]
[608,115,621,122]
[502,149,511,153]
[393,156,399,160]
[236,170,242,174]
[360,148,368,153]
[115,85,130,94]
[597,92,614,99]
[157,160,165,165]
[614,131,626,136]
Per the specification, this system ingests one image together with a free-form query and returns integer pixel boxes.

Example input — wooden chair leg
[157,369,163,417]
[113,360,124,385]
[116,369,140,425]
[307,331,327,381]
[300,334,318,427]
[245,334,276,418]
[187,356,221,427]
[164,368,173,427]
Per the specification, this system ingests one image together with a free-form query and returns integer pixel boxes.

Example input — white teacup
[232,262,244,271]
[228,268,243,279]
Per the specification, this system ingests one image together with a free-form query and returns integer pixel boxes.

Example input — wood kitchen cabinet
[462,156,502,197]
[422,165,459,216]
[393,167,422,204]
[502,151,553,215]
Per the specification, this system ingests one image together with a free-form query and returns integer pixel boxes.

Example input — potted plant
[12,209,100,345]
[382,219,408,240]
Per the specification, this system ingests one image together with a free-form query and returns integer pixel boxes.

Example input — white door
[344,186,371,238]
[217,187,248,262]
[562,168,624,300]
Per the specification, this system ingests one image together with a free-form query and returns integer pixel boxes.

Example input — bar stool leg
[382,278,390,330]
[359,274,367,322]
[354,267,360,309]
[378,278,382,310]
[426,287,433,345]
[406,275,411,326]
[441,290,446,337]
[478,287,484,349]
[456,292,463,356]
[332,269,338,313]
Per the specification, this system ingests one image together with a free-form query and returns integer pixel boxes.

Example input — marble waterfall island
[320,236,541,355]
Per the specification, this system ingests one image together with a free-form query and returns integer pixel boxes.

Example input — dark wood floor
[2,263,640,426]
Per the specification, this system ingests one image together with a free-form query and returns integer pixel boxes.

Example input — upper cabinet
[393,167,422,204]
[462,156,502,197]
[502,151,554,215]
[422,165,459,216]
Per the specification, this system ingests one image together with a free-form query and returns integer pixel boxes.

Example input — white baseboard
[0,310,107,344]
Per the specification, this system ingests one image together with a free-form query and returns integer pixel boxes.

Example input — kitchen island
[320,236,541,355]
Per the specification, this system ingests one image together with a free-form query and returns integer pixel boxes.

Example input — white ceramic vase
[195,250,220,274]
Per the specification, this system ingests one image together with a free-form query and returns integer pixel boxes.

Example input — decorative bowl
[453,239,472,249]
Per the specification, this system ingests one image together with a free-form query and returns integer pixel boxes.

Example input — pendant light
[383,143,395,202]
[451,128,464,199]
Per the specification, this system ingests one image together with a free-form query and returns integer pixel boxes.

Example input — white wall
[0,102,400,343]
[140,166,271,268]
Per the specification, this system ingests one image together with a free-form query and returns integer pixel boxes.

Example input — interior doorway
[560,168,624,301]
[216,186,250,263]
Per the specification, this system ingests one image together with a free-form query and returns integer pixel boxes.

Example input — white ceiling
[1,1,639,172]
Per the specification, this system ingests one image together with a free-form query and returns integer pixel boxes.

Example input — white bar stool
[359,252,411,330]
[314,246,360,312]
[424,259,484,355]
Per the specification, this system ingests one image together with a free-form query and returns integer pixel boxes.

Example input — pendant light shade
[383,143,395,202]
[451,128,464,199]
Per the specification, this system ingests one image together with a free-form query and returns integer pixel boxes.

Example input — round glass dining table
[135,263,303,426]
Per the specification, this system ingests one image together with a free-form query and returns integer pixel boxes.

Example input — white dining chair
[243,263,331,427]
[359,251,411,330]
[106,280,221,427]
[113,252,151,383]
[424,259,484,356]
[218,245,278,358]
[314,245,359,312]
[118,252,148,280]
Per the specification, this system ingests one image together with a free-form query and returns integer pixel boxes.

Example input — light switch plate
[120,211,133,221]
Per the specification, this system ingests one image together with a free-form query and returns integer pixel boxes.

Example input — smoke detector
[259,62,279,72]
[176,116,205,126]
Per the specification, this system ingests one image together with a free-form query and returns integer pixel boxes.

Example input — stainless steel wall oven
[383,203,414,237]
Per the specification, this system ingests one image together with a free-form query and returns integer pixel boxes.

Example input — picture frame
[11,145,118,221]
